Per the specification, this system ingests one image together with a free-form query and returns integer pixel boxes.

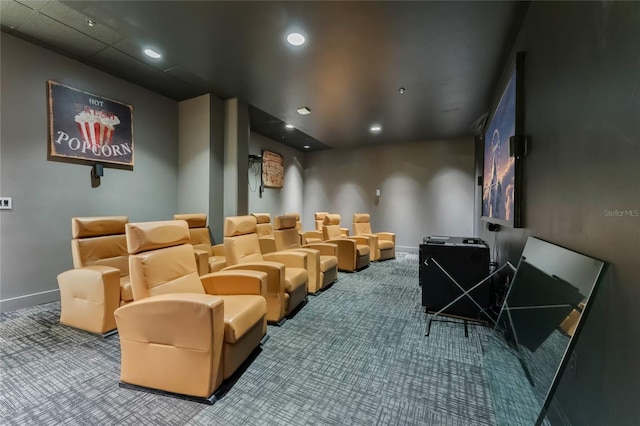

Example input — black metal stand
[425,260,516,337]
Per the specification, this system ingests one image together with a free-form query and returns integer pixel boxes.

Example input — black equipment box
[420,236,490,320]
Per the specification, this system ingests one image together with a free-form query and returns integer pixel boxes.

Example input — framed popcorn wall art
[47,81,134,166]
[261,149,284,188]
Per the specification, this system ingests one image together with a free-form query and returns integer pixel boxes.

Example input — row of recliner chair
[56,212,395,403]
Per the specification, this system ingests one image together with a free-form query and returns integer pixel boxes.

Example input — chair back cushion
[224,216,264,265]
[273,215,301,250]
[189,228,213,254]
[252,213,273,237]
[71,216,129,275]
[314,212,328,230]
[322,214,342,240]
[126,220,204,300]
[353,213,373,235]
[173,213,207,229]
[286,212,303,232]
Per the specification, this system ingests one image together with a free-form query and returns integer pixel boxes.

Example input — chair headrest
[285,212,300,221]
[173,213,207,228]
[126,220,190,255]
[314,212,328,220]
[323,214,341,226]
[224,215,257,237]
[274,214,297,230]
[353,213,370,223]
[251,213,271,224]
[72,216,128,238]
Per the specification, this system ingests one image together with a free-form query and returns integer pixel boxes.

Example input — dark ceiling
[1,0,529,152]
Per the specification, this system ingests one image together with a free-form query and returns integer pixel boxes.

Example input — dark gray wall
[0,33,179,310]
[479,2,640,424]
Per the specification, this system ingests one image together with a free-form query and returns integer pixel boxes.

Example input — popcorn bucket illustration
[74,111,121,147]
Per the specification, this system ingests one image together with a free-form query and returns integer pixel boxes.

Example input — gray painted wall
[248,132,305,219]
[304,138,476,250]
[178,94,210,216]
[0,33,179,310]
[478,2,640,424]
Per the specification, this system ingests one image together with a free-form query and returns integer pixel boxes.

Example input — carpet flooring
[0,252,497,425]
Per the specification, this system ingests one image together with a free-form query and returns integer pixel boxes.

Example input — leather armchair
[352,213,396,261]
[284,212,305,245]
[251,213,276,254]
[223,215,308,324]
[57,216,131,335]
[322,214,370,272]
[114,220,268,402]
[273,214,339,294]
[174,213,226,274]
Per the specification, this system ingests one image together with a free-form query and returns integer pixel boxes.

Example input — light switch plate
[0,197,13,210]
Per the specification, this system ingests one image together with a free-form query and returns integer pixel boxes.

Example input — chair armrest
[212,244,225,256]
[115,293,224,348]
[200,270,267,297]
[222,261,285,297]
[193,249,210,276]
[325,238,357,251]
[263,251,307,269]
[350,235,371,246]
[375,232,396,243]
[258,237,277,254]
[340,227,350,237]
[302,230,323,242]
[57,265,121,333]
[303,242,338,257]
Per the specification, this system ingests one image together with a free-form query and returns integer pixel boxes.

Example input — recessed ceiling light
[86,19,96,27]
[370,124,382,133]
[297,107,311,115]
[287,32,306,46]
[285,124,295,129]
[143,48,162,59]
[399,87,406,94]
[303,145,310,149]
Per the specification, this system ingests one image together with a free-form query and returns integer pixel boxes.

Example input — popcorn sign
[48,81,134,166]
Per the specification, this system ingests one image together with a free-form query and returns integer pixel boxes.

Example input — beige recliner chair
[114,220,268,403]
[322,214,370,272]
[57,216,132,336]
[174,213,226,274]
[223,215,308,324]
[352,213,396,261]
[251,213,276,254]
[273,214,339,294]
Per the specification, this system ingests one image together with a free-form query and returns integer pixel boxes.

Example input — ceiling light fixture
[303,145,310,149]
[285,124,295,129]
[370,124,382,133]
[297,107,311,115]
[287,32,306,46]
[143,48,162,59]
[399,87,406,94]
[86,19,96,27]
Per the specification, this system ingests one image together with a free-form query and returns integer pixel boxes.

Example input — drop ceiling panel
[86,47,160,80]
[16,11,107,58]
[39,1,123,45]
[0,1,38,30]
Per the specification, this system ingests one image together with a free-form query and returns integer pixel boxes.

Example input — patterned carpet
[0,253,496,425]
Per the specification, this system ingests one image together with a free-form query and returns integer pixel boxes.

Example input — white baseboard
[396,246,418,253]
[0,289,60,313]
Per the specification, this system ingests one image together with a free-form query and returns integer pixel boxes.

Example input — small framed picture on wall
[262,149,283,188]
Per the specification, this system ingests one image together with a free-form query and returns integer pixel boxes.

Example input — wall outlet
[0,197,13,210]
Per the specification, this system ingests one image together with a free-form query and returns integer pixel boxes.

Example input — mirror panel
[484,237,607,426]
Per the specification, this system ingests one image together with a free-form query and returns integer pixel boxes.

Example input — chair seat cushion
[284,267,307,292]
[120,276,133,302]
[379,240,394,250]
[208,256,227,272]
[356,245,370,257]
[217,295,266,344]
[319,255,338,272]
